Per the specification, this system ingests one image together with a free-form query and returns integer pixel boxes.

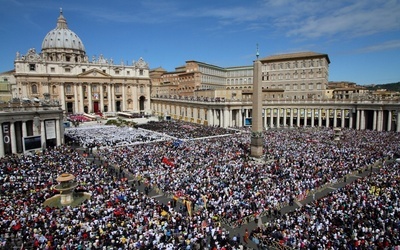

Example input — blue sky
[1,0,399,85]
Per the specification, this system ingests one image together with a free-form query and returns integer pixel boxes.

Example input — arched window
[31,84,38,94]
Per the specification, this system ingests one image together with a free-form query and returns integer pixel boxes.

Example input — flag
[162,157,174,167]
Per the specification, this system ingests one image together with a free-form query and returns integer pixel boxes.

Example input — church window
[31,84,38,94]
[29,64,36,71]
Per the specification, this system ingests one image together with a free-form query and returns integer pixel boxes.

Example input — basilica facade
[13,10,151,115]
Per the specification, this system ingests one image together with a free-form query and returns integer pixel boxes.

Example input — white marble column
[326,110,330,128]
[223,108,229,128]
[304,109,308,127]
[289,108,294,127]
[297,109,300,127]
[360,110,365,130]
[397,111,400,132]
[377,110,383,131]
[74,83,79,113]
[10,122,17,154]
[59,82,65,111]
[122,83,126,111]
[0,124,4,157]
[318,108,322,127]
[40,120,46,148]
[276,108,280,128]
[341,109,345,128]
[79,83,84,113]
[387,111,392,131]
[311,109,315,127]
[349,110,354,129]
[270,108,274,128]
[100,83,104,112]
[356,110,360,130]
[283,108,287,127]
[22,121,27,138]
[56,119,61,146]
[88,83,92,113]
[373,110,377,130]
[333,109,337,127]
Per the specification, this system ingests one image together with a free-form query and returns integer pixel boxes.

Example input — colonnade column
[270,108,274,128]
[283,108,287,127]
[373,110,377,130]
[356,110,360,130]
[360,110,365,130]
[111,84,115,112]
[10,122,17,154]
[22,121,27,139]
[289,108,294,127]
[326,110,330,128]
[311,109,315,127]
[238,109,243,127]
[397,112,400,132]
[207,109,214,126]
[378,110,384,131]
[304,109,308,127]
[349,110,354,129]
[333,109,337,127]
[387,111,392,131]
[276,108,280,128]
[0,125,4,157]
[318,108,322,127]
[297,109,300,127]
[341,109,345,128]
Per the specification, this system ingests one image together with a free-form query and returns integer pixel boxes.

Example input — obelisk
[250,56,264,157]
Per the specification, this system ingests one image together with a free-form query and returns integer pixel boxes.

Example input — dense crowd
[252,160,400,249]
[137,121,236,139]
[64,125,170,148]
[1,119,399,249]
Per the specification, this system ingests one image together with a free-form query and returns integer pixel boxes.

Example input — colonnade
[0,112,63,157]
[56,82,149,114]
[151,100,400,132]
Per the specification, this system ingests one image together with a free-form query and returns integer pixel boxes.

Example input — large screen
[244,117,252,126]
[24,136,42,151]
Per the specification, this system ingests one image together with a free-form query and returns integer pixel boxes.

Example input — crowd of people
[252,159,400,249]
[1,119,399,249]
[64,125,170,148]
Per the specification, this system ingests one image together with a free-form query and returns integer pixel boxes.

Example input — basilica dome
[41,10,85,53]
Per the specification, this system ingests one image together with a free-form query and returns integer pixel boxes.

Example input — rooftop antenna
[256,43,260,59]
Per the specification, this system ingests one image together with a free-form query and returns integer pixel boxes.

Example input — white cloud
[357,40,400,53]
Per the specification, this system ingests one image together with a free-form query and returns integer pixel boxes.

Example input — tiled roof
[260,51,330,63]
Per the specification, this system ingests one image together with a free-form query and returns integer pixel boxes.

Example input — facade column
[289,108,294,127]
[111,84,115,112]
[0,123,4,157]
[74,83,79,113]
[22,121,27,138]
[387,111,392,131]
[318,108,322,127]
[100,83,104,112]
[238,109,243,127]
[59,82,65,111]
[10,122,17,154]
[356,110,360,130]
[262,109,267,128]
[79,83,84,113]
[88,83,92,113]
[341,109,345,128]
[122,83,126,111]
[56,119,61,146]
[333,109,337,127]
[311,108,315,127]
[107,84,112,112]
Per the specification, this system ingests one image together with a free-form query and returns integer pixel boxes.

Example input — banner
[45,120,56,139]
[2,122,11,154]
